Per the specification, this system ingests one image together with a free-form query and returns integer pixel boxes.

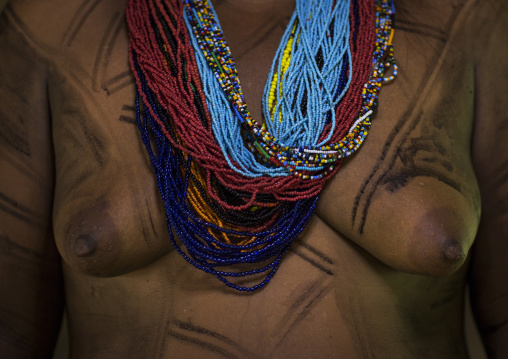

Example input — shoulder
[469,0,507,120]
[0,0,68,55]
[465,0,508,58]
[1,0,126,55]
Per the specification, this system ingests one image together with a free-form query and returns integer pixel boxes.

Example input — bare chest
[44,0,479,279]
[31,1,479,357]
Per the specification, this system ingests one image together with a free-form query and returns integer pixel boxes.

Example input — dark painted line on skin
[441,160,453,172]
[382,168,462,193]
[172,320,262,358]
[0,109,31,156]
[61,0,91,45]
[69,170,94,192]
[134,193,151,248]
[140,214,151,248]
[103,70,133,89]
[0,201,41,227]
[158,318,171,359]
[271,285,329,356]
[0,125,30,156]
[4,4,56,55]
[100,18,129,92]
[1,151,42,184]
[145,199,158,237]
[122,105,136,112]
[284,280,324,317]
[66,0,103,47]
[92,11,120,93]
[119,115,137,124]
[358,111,424,234]
[421,156,438,164]
[0,191,40,217]
[106,77,135,95]
[80,122,106,167]
[0,234,42,258]
[299,241,334,264]
[174,320,238,347]
[168,330,239,359]
[293,250,333,276]
[351,112,410,226]
[289,286,329,329]
[349,297,376,359]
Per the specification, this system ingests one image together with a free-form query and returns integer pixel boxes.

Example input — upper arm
[0,4,63,357]
[469,1,508,357]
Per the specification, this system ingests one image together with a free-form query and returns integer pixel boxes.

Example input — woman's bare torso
[1,0,484,357]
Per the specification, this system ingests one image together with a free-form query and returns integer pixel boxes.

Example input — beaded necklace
[127,0,396,291]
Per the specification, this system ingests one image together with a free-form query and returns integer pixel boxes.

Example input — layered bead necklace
[127,0,396,291]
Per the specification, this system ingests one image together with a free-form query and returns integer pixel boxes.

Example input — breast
[314,20,481,277]
[49,66,174,277]
[54,187,174,277]
[320,175,480,277]
[53,153,174,280]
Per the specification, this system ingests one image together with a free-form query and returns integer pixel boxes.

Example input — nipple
[410,207,471,276]
[73,235,97,257]
[441,239,465,264]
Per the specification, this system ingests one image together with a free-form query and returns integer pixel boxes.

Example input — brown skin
[0,0,506,358]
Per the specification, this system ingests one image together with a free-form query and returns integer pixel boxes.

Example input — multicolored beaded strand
[183,0,395,180]
[126,0,396,291]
